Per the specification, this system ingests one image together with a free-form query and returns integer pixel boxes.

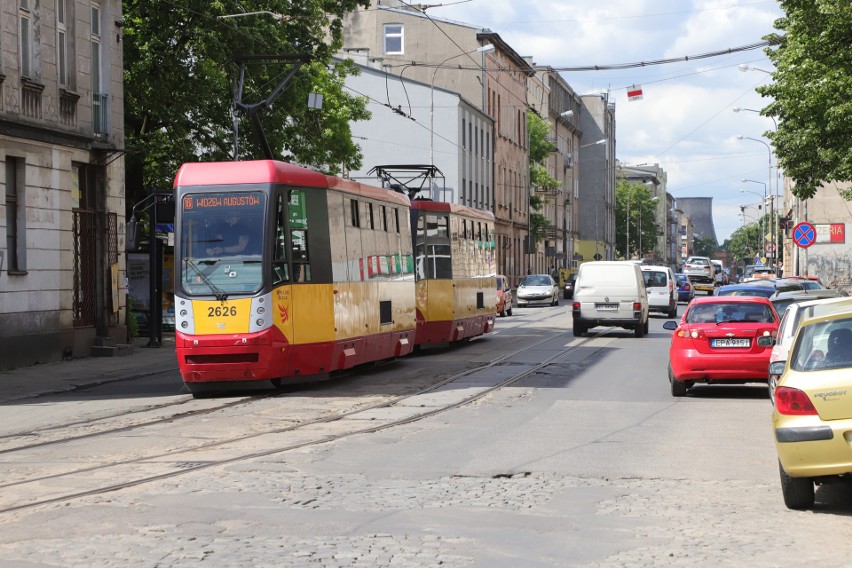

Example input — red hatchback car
[662,296,780,396]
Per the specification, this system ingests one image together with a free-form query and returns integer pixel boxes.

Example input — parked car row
[662,279,852,511]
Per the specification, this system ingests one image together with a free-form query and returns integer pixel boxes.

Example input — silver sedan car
[516,274,560,307]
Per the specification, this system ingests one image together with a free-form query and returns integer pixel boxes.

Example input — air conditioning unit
[562,152,574,169]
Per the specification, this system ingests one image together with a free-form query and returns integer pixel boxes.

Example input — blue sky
[421,0,784,243]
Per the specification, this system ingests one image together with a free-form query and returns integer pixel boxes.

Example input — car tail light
[775,386,817,415]
[684,283,691,290]
[677,328,706,340]
[632,302,642,314]
[572,302,580,312]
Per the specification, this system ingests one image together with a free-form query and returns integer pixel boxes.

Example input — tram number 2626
[208,305,238,317]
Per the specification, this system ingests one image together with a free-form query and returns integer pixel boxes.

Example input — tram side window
[290,189,311,282]
[419,213,451,279]
[272,194,289,285]
[349,199,360,227]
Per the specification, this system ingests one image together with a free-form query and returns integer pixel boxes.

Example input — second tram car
[410,200,497,346]
[173,160,417,395]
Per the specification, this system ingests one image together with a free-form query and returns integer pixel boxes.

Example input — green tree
[123,0,371,208]
[759,0,852,199]
[615,179,659,259]
[527,113,559,240]
[691,236,718,258]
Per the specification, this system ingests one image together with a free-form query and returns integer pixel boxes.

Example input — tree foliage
[527,112,559,240]
[759,0,852,199]
[615,179,659,260]
[123,0,371,209]
[691,236,718,258]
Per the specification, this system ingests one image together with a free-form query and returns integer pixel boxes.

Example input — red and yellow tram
[410,200,496,346]
[173,160,417,395]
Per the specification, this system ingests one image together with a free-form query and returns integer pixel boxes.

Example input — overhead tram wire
[412,40,770,74]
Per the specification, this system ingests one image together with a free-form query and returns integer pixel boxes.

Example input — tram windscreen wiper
[185,258,229,302]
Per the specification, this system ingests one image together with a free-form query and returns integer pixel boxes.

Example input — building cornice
[0,117,117,151]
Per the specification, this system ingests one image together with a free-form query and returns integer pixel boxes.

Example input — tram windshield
[179,191,265,296]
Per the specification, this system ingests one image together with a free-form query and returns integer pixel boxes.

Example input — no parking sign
[792,222,816,248]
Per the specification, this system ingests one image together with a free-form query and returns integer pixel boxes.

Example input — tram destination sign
[183,194,262,209]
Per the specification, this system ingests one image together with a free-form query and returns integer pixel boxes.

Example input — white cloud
[424,0,784,242]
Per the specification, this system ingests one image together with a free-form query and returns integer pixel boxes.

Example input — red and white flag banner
[627,85,644,101]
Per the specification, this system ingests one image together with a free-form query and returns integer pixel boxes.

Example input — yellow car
[765,310,852,509]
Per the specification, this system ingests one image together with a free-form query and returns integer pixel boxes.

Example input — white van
[571,261,650,337]
[640,265,677,317]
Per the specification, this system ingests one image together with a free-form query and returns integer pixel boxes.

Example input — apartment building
[527,64,582,274]
[782,180,852,294]
[576,93,616,263]
[341,2,534,282]
[1,0,125,368]
[340,55,493,208]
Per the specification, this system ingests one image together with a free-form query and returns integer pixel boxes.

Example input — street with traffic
[2,303,851,567]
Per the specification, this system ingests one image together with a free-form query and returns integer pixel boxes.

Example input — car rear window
[687,302,775,324]
[791,318,852,371]
[643,271,667,287]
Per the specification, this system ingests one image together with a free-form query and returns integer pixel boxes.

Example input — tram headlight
[256,319,264,327]
[180,310,188,317]
[181,321,189,329]
[256,306,265,314]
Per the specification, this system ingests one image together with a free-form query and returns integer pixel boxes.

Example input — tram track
[0,305,572,455]
[0,323,615,516]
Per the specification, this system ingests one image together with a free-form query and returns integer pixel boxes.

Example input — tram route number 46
[208,305,238,317]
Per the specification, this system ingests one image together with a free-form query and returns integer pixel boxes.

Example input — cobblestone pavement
[2,464,852,567]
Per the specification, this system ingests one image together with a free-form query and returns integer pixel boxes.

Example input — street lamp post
[740,188,765,255]
[430,44,494,166]
[737,135,774,262]
[733,107,778,130]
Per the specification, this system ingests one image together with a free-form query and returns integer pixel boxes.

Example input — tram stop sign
[792,222,817,248]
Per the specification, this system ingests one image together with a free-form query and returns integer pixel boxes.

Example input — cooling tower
[677,197,718,246]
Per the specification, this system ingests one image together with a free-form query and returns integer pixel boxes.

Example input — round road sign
[764,242,776,253]
[792,222,816,248]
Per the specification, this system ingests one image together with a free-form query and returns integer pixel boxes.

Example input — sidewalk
[0,336,179,403]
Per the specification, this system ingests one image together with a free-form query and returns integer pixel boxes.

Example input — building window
[5,157,27,273]
[91,3,107,135]
[20,1,32,78]
[57,0,67,86]
[383,24,403,55]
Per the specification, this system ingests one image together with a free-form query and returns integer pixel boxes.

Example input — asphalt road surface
[1,304,851,567]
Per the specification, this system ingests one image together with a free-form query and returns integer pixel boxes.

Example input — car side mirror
[768,361,785,376]
[662,321,678,330]
[757,336,775,347]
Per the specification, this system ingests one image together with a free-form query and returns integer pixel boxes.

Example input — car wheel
[634,321,645,338]
[779,461,815,510]
[573,323,586,337]
[669,362,688,397]
[644,320,650,334]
